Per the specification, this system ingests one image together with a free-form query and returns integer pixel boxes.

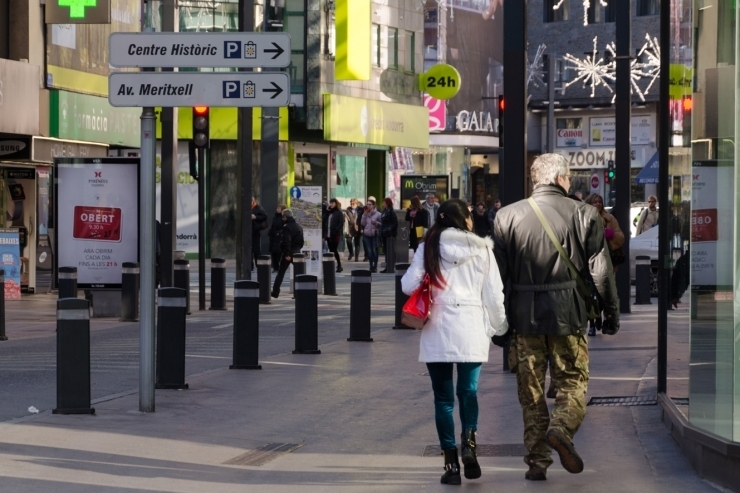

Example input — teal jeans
[427,362,483,450]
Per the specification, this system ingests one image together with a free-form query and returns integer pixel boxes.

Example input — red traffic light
[498,97,505,111]
[194,106,208,115]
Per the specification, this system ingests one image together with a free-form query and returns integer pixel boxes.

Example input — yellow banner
[156,107,288,141]
[323,94,428,149]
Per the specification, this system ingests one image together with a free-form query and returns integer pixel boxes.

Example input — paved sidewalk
[0,303,719,492]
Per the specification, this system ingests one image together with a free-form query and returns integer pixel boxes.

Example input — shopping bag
[401,274,431,330]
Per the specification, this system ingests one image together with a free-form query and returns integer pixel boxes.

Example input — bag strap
[527,197,591,297]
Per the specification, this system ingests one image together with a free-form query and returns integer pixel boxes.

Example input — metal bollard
[230,280,262,370]
[173,259,191,315]
[348,270,373,342]
[0,270,6,341]
[393,263,412,329]
[257,255,272,305]
[635,255,652,305]
[155,287,189,390]
[322,253,337,296]
[293,274,321,354]
[290,253,306,296]
[120,262,140,322]
[58,266,78,299]
[53,298,94,414]
[209,258,227,310]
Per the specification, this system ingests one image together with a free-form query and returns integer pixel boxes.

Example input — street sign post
[108,72,290,107]
[109,32,291,68]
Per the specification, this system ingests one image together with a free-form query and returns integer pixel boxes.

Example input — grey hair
[282,209,294,218]
[530,153,569,187]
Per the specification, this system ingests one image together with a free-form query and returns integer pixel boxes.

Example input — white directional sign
[108,72,290,107]
[109,32,291,68]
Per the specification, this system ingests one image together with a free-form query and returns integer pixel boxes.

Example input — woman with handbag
[401,199,508,485]
[585,193,625,336]
[405,196,430,252]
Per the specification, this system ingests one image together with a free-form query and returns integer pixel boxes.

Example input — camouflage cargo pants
[515,334,589,470]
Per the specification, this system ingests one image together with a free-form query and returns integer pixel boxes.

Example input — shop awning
[635,151,659,184]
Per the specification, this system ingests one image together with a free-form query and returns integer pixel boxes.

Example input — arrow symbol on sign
[264,42,285,60]
[262,82,284,100]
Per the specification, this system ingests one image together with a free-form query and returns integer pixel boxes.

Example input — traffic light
[604,169,610,185]
[607,160,615,182]
[498,95,505,146]
[192,106,210,149]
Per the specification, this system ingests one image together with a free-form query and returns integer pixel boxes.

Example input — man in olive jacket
[492,153,618,481]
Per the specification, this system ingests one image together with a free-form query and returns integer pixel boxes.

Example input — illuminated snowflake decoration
[637,33,660,95]
[605,41,652,102]
[527,44,547,90]
[562,37,615,98]
[553,0,609,26]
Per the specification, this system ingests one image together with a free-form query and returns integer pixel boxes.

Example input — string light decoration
[527,44,547,90]
[637,33,660,95]
[561,37,615,98]
[552,0,609,26]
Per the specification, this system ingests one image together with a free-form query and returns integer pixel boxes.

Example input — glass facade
[666,0,740,442]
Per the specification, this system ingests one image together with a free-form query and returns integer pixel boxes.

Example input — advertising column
[0,230,22,300]
[290,186,323,279]
[54,158,139,288]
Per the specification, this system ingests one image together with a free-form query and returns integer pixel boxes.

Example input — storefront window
[331,154,366,208]
[680,0,740,441]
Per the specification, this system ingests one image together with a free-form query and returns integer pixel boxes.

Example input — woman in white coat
[402,199,508,485]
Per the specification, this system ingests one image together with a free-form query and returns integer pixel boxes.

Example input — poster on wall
[0,229,22,300]
[691,160,733,290]
[589,115,655,147]
[155,142,199,254]
[36,168,53,271]
[6,168,37,292]
[400,175,450,210]
[290,186,323,279]
[54,157,139,289]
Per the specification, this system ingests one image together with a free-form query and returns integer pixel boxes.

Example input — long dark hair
[423,199,471,288]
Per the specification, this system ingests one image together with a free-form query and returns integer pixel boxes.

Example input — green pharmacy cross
[58,0,97,18]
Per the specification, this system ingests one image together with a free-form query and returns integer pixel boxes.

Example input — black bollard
[635,255,652,305]
[209,258,227,310]
[0,270,6,341]
[58,266,77,299]
[322,253,337,296]
[53,298,94,414]
[348,270,373,342]
[257,255,272,305]
[155,287,189,390]
[293,274,321,354]
[173,259,191,315]
[120,262,140,322]
[230,280,262,370]
[290,253,306,297]
[393,263,412,329]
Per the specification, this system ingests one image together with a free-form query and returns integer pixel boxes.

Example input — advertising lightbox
[54,157,139,289]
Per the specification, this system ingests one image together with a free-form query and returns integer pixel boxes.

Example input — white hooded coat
[401,228,509,363]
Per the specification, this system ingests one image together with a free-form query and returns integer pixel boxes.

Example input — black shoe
[588,326,596,336]
[271,291,279,299]
[440,448,461,485]
[460,429,481,480]
[370,267,378,273]
[336,266,343,273]
[525,465,547,481]
[546,428,584,474]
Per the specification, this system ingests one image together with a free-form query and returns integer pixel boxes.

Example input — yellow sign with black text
[323,94,428,149]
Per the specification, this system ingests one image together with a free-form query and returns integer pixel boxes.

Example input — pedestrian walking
[472,202,490,237]
[401,199,508,485]
[271,209,304,298]
[424,193,441,227]
[491,153,619,481]
[251,198,268,270]
[326,198,344,273]
[379,198,398,273]
[585,193,626,336]
[405,196,430,252]
[360,199,382,272]
[355,199,365,261]
[344,200,361,261]
[635,195,659,235]
[486,199,501,233]
[268,204,286,272]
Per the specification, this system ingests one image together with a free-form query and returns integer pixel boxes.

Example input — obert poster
[55,157,139,288]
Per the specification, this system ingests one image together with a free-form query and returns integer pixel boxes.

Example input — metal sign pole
[139,106,156,413]
[198,147,206,311]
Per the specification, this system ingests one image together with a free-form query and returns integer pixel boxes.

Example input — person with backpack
[251,198,268,270]
[271,209,304,298]
[268,204,286,272]
[635,196,659,235]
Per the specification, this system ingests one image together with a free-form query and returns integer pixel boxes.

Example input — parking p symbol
[224,41,241,59]
[223,81,240,98]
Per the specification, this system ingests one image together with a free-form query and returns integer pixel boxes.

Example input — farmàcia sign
[46,0,111,24]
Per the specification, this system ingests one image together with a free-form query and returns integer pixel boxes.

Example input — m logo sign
[46,0,111,24]
[404,180,415,189]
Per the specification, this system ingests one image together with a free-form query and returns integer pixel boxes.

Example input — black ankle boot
[460,429,481,479]
[441,448,461,485]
